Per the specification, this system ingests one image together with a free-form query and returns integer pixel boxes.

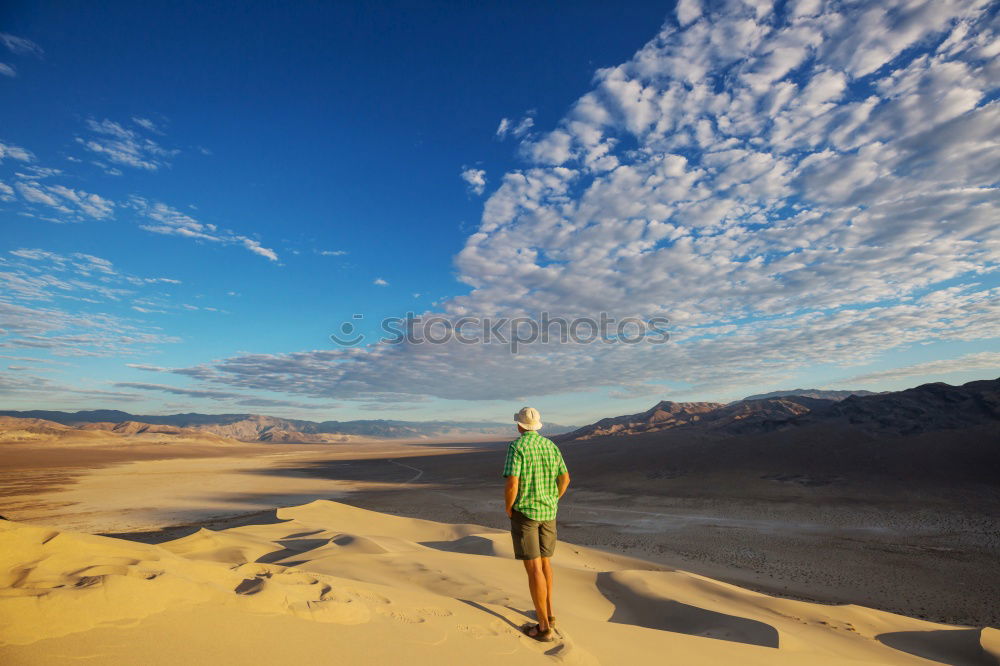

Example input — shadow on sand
[420,535,498,556]
[876,629,994,666]
[596,572,779,648]
[98,509,288,544]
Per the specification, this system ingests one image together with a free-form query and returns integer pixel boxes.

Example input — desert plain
[1,412,998,666]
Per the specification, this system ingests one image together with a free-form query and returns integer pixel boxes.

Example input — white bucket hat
[514,406,543,431]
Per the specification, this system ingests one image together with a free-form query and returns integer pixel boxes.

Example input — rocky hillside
[556,401,722,440]
[810,378,1000,435]
[556,396,832,441]
[559,378,1000,442]
[0,416,234,444]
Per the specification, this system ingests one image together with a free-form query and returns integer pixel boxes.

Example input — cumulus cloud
[675,0,702,26]
[148,0,1000,404]
[373,277,389,286]
[460,167,487,195]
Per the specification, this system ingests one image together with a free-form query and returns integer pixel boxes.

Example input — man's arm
[556,472,570,499]
[504,476,519,517]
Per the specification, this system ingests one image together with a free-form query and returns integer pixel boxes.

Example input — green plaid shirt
[502,431,568,521]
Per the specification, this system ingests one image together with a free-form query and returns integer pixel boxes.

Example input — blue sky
[1,0,998,425]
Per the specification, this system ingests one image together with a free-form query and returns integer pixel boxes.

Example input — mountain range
[736,388,881,402]
[3,379,996,445]
[557,378,999,441]
[0,409,575,443]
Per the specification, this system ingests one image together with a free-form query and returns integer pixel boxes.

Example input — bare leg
[522,558,550,632]
[541,557,554,620]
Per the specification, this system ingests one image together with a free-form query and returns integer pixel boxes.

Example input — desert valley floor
[1,432,998,666]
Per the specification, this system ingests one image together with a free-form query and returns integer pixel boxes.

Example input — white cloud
[837,352,1000,385]
[240,237,278,262]
[0,33,43,57]
[319,249,347,256]
[45,185,115,219]
[0,140,34,162]
[3,248,180,300]
[676,0,702,26]
[13,181,114,220]
[111,380,337,409]
[460,167,487,195]
[131,116,162,133]
[128,197,279,261]
[0,300,180,358]
[0,63,15,77]
[373,277,389,286]
[15,165,61,179]
[77,118,178,171]
[497,115,535,140]
[14,181,61,207]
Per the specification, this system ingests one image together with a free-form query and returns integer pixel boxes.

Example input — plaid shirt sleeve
[557,448,568,476]
[502,442,522,477]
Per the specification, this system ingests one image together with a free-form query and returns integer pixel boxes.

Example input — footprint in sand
[347,588,391,605]
[70,563,135,578]
[415,606,453,618]
[277,572,319,585]
[73,575,105,588]
[456,624,490,639]
[231,563,280,578]
[375,607,426,624]
[318,585,355,604]
[288,598,371,625]
[491,620,522,638]
[126,568,163,581]
[458,621,517,639]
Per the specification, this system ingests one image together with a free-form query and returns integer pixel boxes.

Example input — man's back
[503,430,567,521]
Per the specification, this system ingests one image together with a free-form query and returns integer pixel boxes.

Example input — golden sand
[2,500,994,665]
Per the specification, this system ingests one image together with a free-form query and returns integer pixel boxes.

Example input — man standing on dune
[503,406,570,642]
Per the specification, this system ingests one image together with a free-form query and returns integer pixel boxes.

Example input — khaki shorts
[510,509,557,560]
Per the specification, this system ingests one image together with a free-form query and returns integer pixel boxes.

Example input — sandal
[521,622,554,642]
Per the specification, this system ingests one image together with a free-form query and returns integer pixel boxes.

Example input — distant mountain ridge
[0,409,576,442]
[737,388,881,402]
[558,378,1000,442]
[556,396,823,441]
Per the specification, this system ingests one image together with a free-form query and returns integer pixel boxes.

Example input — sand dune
[1,500,995,665]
